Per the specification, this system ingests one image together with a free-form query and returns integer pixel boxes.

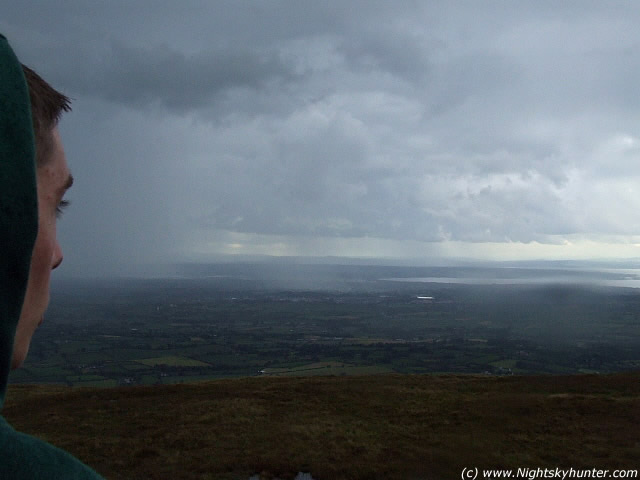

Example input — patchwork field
[262,361,393,376]
[136,356,211,367]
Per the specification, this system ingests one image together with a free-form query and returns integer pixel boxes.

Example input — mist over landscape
[136,257,640,289]
[17,258,638,389]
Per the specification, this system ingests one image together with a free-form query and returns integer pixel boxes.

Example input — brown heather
[4,373,640,479]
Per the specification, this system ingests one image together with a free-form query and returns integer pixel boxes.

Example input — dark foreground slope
[4,373,640,480]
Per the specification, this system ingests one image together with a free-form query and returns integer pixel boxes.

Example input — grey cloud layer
[66,43,296,113]
[3,1,640,268]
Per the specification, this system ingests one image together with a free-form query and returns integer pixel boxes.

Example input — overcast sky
[4,1,640,273]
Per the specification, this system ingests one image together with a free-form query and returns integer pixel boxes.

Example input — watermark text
[461,467,638,480]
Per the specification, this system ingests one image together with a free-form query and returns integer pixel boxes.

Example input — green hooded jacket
[0,33,105,479]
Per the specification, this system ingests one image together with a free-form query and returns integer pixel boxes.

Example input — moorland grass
[4,373,640,479]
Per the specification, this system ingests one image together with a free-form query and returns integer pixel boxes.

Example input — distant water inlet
[381,267,640,289]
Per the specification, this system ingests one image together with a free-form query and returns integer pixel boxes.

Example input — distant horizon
[54,254,640,281]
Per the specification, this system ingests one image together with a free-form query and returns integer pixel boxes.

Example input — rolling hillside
[4,373,640,479]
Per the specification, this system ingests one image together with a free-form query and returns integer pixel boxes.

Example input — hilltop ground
[3,373,640,479]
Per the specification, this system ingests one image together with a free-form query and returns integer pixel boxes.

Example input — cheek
[28,222,56,299]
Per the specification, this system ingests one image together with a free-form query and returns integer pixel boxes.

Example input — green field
[262,361,393,376]
[136,356,211,367]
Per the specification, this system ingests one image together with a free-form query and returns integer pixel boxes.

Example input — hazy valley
[6,262,640,479]
[11,262,640,387]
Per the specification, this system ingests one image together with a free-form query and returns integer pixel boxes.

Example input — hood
[0,34,38,408]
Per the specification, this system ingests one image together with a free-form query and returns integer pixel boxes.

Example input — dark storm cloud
[60,42,297,113]
[338,28,436,84]
[4,1,640,269]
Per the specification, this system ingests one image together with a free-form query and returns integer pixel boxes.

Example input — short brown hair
[21,65,71,166]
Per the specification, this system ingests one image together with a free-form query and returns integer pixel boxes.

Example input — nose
[52,242,63,270]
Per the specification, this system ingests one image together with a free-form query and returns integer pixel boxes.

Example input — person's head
[11,66,73,369]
